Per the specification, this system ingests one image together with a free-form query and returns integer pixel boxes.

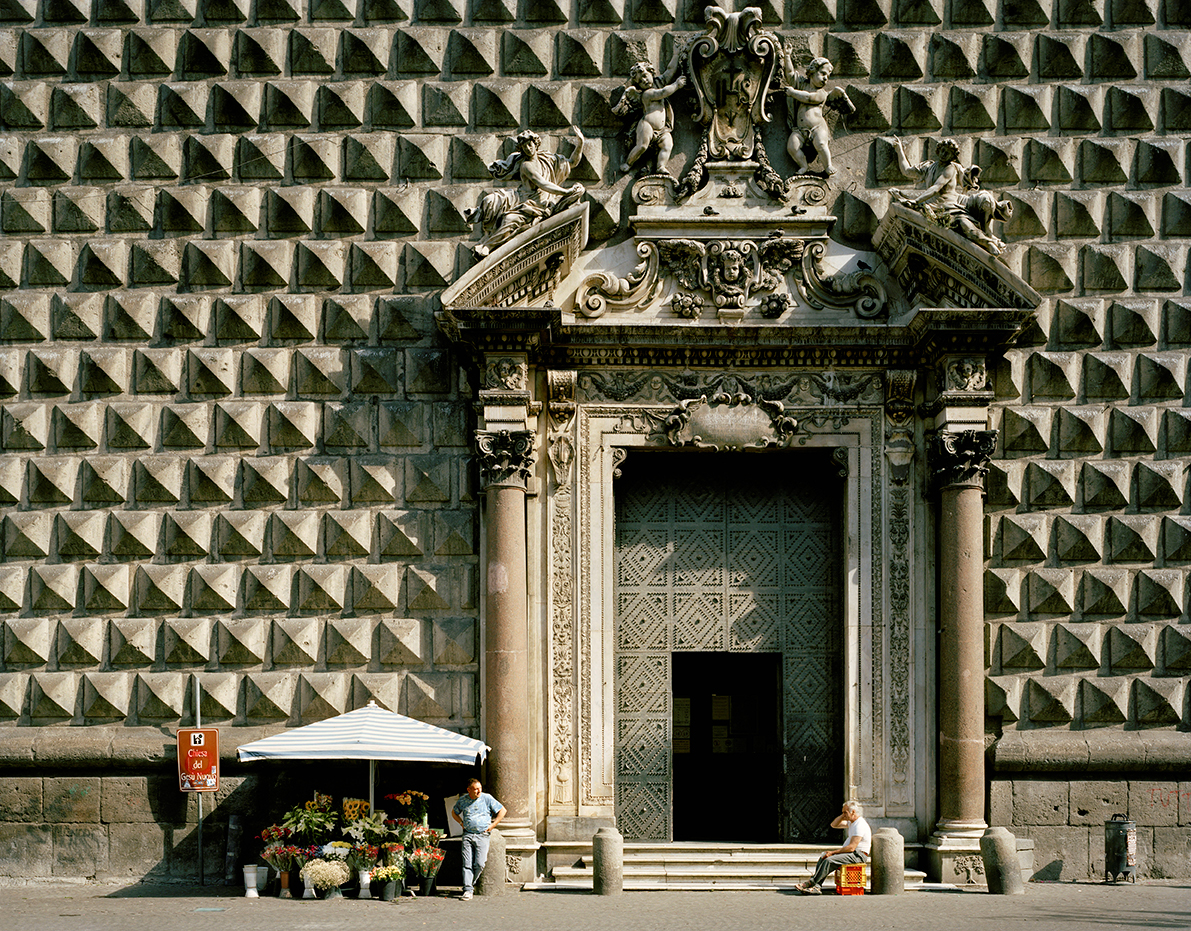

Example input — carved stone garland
[884,370,917,804]
[547,371,577,805]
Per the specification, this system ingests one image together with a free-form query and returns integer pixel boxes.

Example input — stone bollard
[476,829,506,896]
[980,827,1025,895]
[592,826,624,895]
[870,827,905,895]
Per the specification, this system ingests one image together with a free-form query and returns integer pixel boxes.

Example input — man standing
[794,800,871,895]
[451,778,506,901]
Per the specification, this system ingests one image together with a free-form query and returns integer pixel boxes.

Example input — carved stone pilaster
[546,370,577,489]
[884,369,917,486]
[929,429,997,492]
[476,429,536,489]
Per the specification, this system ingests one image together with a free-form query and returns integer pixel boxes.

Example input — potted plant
[386,790,430,827]
[292,844,323,898]
[371,862,405,901]
[256,825,292,894]
[407,845,445,896]
[282,793,340,846]
[301,858,351,899]
[346,842,379,897]
[260,837,301,898]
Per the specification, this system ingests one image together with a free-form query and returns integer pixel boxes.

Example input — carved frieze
[929,429,997,491]
[475,429,536,488]
[576,370,883,408]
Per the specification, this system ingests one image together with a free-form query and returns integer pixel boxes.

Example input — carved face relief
[944,358,987,392]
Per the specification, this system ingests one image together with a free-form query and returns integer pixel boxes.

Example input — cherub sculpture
[887,137,1013,256]
[782,50,853,176]
[613,48,687,175]
[463,127,586,257]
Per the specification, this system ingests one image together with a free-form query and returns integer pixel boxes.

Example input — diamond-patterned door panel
[614,452,842,842]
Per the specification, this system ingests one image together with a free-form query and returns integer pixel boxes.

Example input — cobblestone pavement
[0,881,1188,931]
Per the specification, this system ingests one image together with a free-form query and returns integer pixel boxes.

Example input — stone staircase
[544,842,928,891]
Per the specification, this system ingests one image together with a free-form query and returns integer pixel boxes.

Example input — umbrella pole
[369,760,375,814]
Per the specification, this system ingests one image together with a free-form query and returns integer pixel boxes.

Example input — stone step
[546,843,928,891]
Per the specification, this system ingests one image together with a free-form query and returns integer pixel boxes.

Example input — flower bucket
[288,868,304,899]
[380,880,401,902]
[323,884,343,900]
[278,869,292,898]
[419,876,436,897]
[357,869,372,898]
[243,865,258,898]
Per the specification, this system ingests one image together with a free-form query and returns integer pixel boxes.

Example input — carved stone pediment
[874,203,1041,311]
[661,391,799,450]
[441,202,589,311]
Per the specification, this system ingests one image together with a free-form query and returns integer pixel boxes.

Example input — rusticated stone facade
[0,0,1188,884]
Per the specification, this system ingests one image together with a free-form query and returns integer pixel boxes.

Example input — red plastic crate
[834,863,867,895]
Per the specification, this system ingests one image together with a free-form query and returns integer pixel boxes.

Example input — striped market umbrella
[236,700,489,810]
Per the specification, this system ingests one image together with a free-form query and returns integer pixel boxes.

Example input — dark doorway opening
[671,651,783,842]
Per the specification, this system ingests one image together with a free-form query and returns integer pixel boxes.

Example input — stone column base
[499,829,541,884]
[925,832,986,885]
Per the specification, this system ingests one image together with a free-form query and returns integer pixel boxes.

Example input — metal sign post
[178,682,218,886]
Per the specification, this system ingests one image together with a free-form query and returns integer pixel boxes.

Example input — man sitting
[794,800,871,895]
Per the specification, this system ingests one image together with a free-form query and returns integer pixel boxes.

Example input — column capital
[476,429,536,489]
[929,429,997,493]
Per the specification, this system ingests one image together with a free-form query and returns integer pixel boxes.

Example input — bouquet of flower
[283,795,339,845]
[407,846,445,879]
[389,818,416,849]
[258,824,292,845]
[381,842,405,867]
[346,843,379,871]
[298,844,323,867]
[411,826,442,849]
[310,792,334,812]
[322,840,352,861]
[262,843,303,872]
[344,811,393,847]
[342,798,370,821]
[386,790,430,824]
[371,862,404,883]
[301,858,351,891]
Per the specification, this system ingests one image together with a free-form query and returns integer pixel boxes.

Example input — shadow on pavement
[104,884,236,899]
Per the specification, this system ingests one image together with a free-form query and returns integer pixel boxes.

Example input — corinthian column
[475,429,535,840]
[927,428,996,881]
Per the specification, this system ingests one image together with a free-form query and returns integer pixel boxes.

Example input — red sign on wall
[177,728,220,792]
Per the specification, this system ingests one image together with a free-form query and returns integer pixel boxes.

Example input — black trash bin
[1104,814,1137,882]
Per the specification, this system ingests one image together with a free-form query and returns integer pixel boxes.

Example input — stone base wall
[990,777,1191,880]
[0,768,255,884]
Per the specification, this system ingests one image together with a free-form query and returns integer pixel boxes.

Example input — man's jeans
[461,831,491,893]
[808,851,865,888]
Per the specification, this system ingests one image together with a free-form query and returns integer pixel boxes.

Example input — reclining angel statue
[463,127,586,257]
[887,136,1013,256]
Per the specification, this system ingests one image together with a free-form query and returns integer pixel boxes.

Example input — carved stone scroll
[798,241,888,319]
[575,242,661,318]
[661,391,799,450]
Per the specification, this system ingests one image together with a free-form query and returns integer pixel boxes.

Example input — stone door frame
[542,387,929,839]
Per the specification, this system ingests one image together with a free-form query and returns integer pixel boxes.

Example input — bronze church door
[613,451,843,842]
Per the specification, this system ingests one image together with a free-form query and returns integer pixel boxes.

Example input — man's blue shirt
[453,792,503,833]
